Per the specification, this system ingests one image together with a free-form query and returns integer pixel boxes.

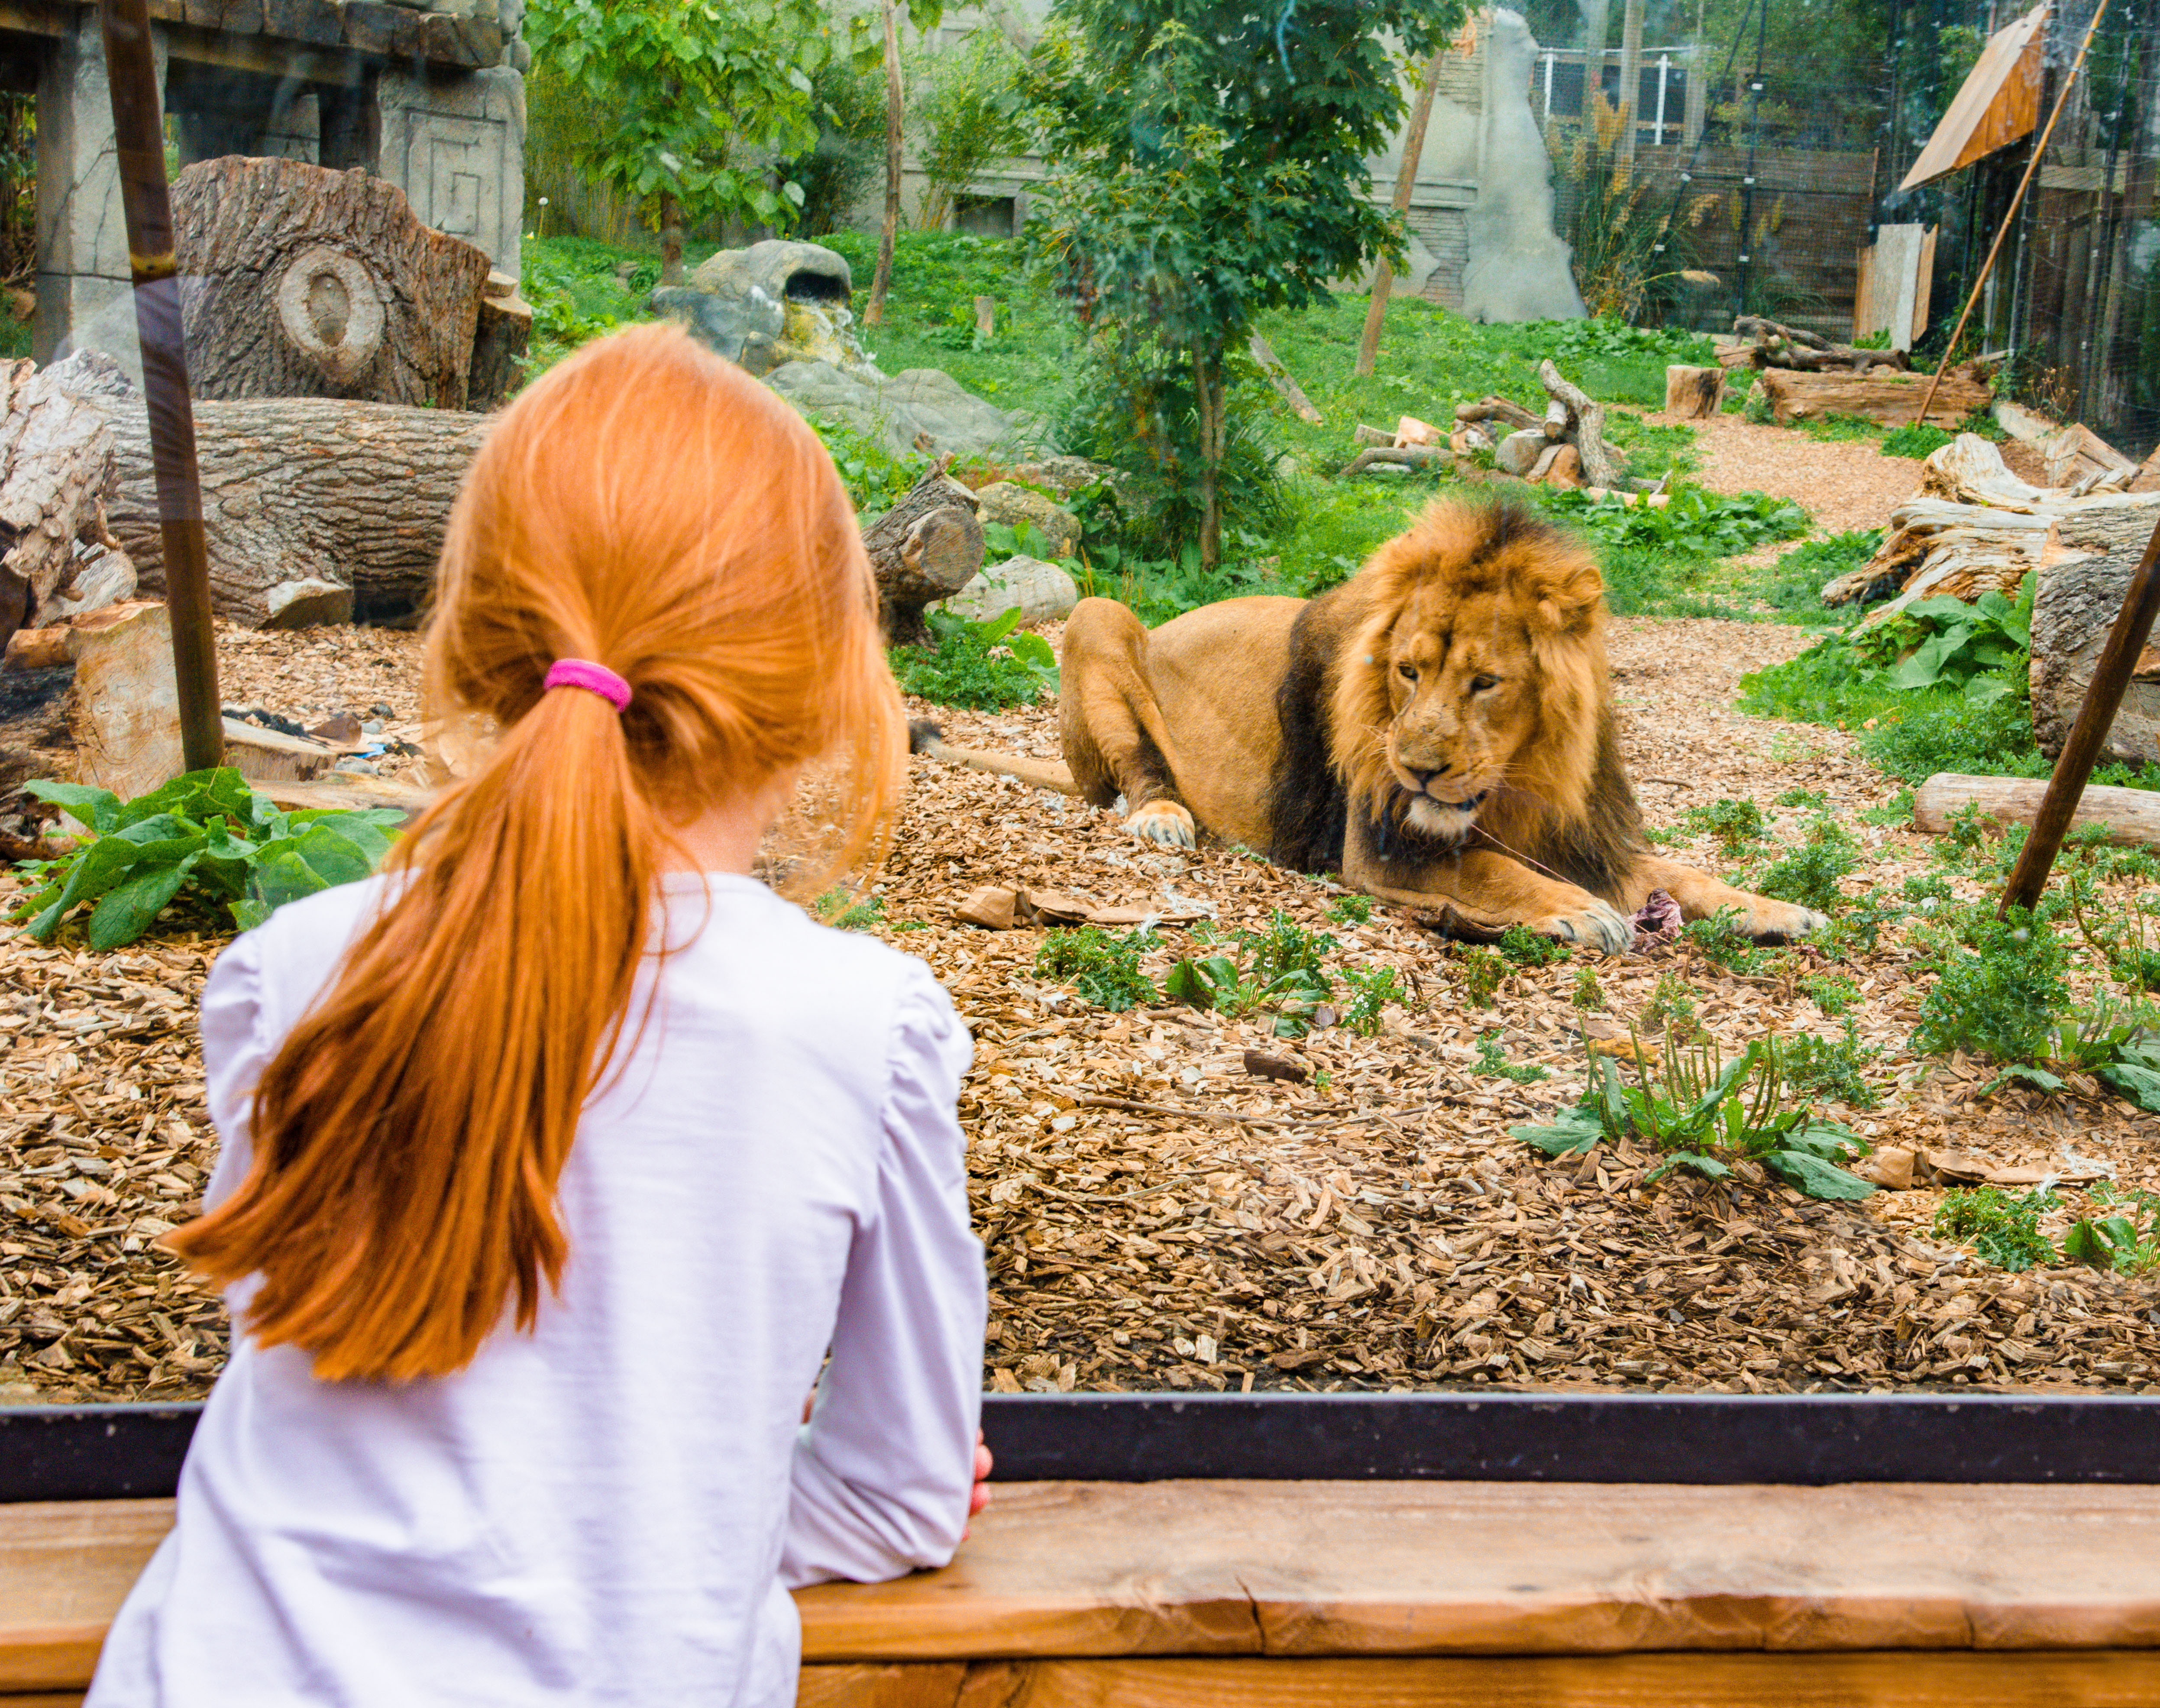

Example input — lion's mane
[1264,498,1647,904]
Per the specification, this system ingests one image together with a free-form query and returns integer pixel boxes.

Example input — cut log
[1664,365,1726,418]
[1352,424,1395,449]
[1914,773,2160,850]
[1541,397,1571,440]
[1336,445,1452,479]
[173,155,493,410]
[2132,443,2160,495]
[0,353,137,657]
[1918,434,2056,511]
[1391,416,1443,449]
[0,601,180,797]
[1759,366,1989,427]
[468,272,533,411]
[108,396,492,627]
[1455,395,1542,432]
[1248,335,1323,426]
[2041,423,2135,491]
[2030,507,2160,763]
[1537,361,1624,490]
[1732,315,1911,372]
[864,458,984,647]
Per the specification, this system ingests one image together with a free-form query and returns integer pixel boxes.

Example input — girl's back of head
[172,323,906,1382]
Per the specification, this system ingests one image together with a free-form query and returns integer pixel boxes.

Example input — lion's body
[917,499,1824,950]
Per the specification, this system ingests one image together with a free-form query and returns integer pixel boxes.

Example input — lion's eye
[1471,674,1500,692]
[1397,661,1418,681]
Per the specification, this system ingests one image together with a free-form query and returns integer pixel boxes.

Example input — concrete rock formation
[1459,9,1586,324]
[972,482,1080,560]
[942,555,1079,626]
[652,239,879,379]
[766,360,1044,463]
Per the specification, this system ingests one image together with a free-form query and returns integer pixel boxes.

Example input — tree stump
[174,155,494,410]
[469,274,534,411]
[1664,365,1726,418]
[108,397,492,627]
[864,459,984,646]
[0,602,180,797]
[0,353,135,659]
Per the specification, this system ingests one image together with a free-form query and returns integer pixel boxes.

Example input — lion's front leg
[1344,838,1636,955]
[1627,856,1827,940]
[1057,597,1198,850]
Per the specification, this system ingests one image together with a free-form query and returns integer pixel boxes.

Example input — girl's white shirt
[86,870,986,1708]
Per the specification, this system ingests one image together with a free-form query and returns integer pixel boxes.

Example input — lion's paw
[1533,899,1635,956]
[1126,798,1196,850]
[1738,897,1829,939]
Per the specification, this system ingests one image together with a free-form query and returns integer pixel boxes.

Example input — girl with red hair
[88,323,988,1706]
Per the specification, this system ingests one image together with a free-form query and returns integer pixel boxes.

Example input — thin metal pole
[2000,511,2160,914]
[1734,0,1767,318]
[99,0,220,773]
[1915,0,2113,424]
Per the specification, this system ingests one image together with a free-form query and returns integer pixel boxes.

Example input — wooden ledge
[7,1482,2160,1700]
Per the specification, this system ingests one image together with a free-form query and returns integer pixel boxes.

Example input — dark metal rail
[7,1391,2159,1503]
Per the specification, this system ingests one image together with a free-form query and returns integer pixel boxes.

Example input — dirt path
[2,615,2155,1403]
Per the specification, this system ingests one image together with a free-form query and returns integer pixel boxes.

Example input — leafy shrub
[1748,530,1885,621]
[1782,1023,1879,1108]
[1339,964,1404,1036]
[1571,966,1607,1011]
[1165,911,1338,1038]
[1934,1186,2057,1271]
[2063,1185,2160,1274]
[1914,907,2073,1068]
[815,417,928,513]
[1643,973,1698,1034]
[1326,894,1373,925]
[1036,925,1159,1011]
[1513,1029,1875,1201]
[15,770,401,949]
[1541,484,1808,558]
[1682,797,1767,857]
[889,608,1058,708]
[1754,815,1859,912]
[1475,1031,1549,1082]
[1681,907,1760,971]
[1458,946,1505,1007]
[1801,972,1860,1016]
[1845,578,2033,702]
[1777,787,1829,810]
[1497,923,1568,966]
[1880,422,1957,459]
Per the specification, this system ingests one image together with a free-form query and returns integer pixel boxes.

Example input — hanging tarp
[1899,2,2050,191]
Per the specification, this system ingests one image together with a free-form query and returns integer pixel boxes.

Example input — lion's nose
[1407,765,1442,792]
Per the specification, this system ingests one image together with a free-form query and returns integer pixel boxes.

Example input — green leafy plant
[1914,906,2073,1074]
[1326,894,1372,925]
[1164,910,1338,1037]
[1934,1186,2057,1271]
[1541,485,1808,559]
[1497,923,1568,967]
[1036,925,1160,1012]
[1754,815,1859,912]
[2095,1031,2160,1114]
[1475,1030,1549,1083]
[1781,1022,1879,1108]
[889,606,1058,708]
[1457,946,1505,1008]
[1681,906,1761,972]
[813,888,885,930]
[1801,972,1861,1016]
[814,417,928,512]
[1846,576,2034,703]
[13,770,401,949]
[1643,973,1698,1035]
[1879,422,1957,459]
[1748,529,1886,622]
[1571,966,1607,1011]
[2062,1185,2160,1275]
[1511,1029,1874,1201]
[910,25,1031,231]
[1339,965,1404,1036]
[1681,797,1767,857]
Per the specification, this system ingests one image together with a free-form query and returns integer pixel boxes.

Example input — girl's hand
[964,1430,992,1539]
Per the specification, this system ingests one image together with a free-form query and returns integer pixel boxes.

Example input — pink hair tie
[544,658,633,712]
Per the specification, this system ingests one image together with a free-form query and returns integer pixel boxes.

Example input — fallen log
[1733,315,1911,373]
[175,155,495,411]
[1248,334,1323,426]
[0,601,179,797]
[1537,360,1624,490]
[1914,774,2160,849]
[0,354,136,657]
[110,396,492,627]
[1336,445,1452,479]
[1664,365,1726,418]
[1455,395,1541,432]
[1760,366,1989,428]
[864,457,984,647]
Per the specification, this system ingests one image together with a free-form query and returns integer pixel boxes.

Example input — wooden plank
[799,1664,967,1708]
[1900,0,2048,191]
[1915,774,2160,848]
[0,1501,169,1693]
[798,1482,2160,1660]
[910,1653,2160,1707]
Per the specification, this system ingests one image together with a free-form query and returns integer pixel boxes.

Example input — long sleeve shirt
[86,870,986,1708]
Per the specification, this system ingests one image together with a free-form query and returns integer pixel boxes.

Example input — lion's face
[1375,584,1543,840]
[1331,499,1608,842]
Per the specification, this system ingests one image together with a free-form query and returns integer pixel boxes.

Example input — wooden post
[1356,46,1447,378]
[99,0,220,774]
[1916,0,2111,425]
[865,0,904,329]
[974,295,996,339]
[2000,510,2160,914]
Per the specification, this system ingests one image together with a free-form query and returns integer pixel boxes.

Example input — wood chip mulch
[2,615,2155,1405]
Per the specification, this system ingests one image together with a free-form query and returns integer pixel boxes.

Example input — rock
[941,555,1079,625]
[973,483,1081,560]
[992,455,1115,498]
[262,577,356,630]
[1458,10,1586,323]
[656,239,873,380]
[1541,443,1584,488]
[765,360,1044,462]
[2030,512,2160,764]
[1495,427,1547,476]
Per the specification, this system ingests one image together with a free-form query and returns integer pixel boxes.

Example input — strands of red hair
[170,324,906,1382]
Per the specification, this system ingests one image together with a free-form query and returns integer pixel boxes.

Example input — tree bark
[1664,364,1725,417]
[1454,395,1542,431]
[864,457,984,646]
[108,397,491,627]
[1917,773,2160,850]
[1249,334,1323,425]
[1538,359,1625,489]
[0,601,179,798]
[1759,366,1989,427]
[173,155,492,410]
[1193,346,1223,574]
[0,354,136,657]
[660,192,685,287]
[866,0,904,330]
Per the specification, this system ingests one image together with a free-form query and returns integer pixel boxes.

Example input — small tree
[912,26,1031,231]
[524,0,857,281]
[1032,0,1465,571]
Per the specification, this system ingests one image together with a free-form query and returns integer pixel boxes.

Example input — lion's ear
[1532,563,1605,636]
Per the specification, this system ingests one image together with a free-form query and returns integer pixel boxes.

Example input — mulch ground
[3,602,2155,1404]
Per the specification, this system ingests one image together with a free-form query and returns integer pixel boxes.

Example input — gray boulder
[654,239,870,378]
[942,555,1080,625]
[649,283,786,374]
[692,239,852,306]
[765,360,1046,462]
[973,482,1081,560]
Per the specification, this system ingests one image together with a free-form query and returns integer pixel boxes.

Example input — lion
[913,497,1826,953]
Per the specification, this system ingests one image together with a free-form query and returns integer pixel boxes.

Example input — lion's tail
[909,718,1081,796]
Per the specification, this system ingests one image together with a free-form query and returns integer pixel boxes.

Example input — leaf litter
[0,615,2154,1405]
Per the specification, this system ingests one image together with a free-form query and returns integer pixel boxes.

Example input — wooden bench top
[6,1481,2160,1695]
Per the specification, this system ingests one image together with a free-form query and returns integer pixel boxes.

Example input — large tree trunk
[174,156,493,411]
[865,0,904,330]
[865,458,983,646]
[1915,773,2160,850]
[1758,365,1989,427]
[0,353,136,657]
[109,397,491,627]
